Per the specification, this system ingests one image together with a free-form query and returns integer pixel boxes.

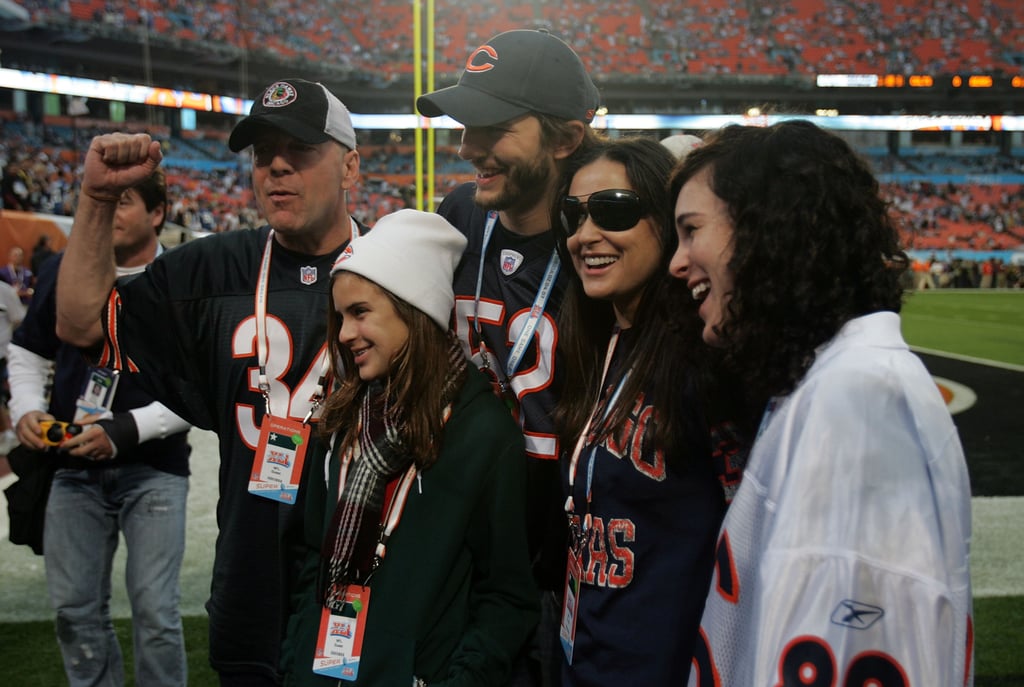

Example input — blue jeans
[45,463,189,687]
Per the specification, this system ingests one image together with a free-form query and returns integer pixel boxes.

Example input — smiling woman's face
[332,272,410,381]
[669,168,735,347]
[565,158,663,329]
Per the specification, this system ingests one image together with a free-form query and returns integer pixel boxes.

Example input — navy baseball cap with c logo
[416,29,600,127]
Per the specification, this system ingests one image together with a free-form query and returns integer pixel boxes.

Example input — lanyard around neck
[564,330,629,515]
[472,211,561,389]
[254,224,359,420]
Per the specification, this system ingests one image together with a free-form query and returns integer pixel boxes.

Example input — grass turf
[0,616,217,686]
[0,602,1020,685]
[902,290,1024,366]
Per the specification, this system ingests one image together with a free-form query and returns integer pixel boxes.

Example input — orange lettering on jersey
[606,518,635,588]
[631,403,666,480]
[598,392,666,482]
[582,517,636,589]
[711,421,746,502]
[466,45,498,73]
[603,415,630,458]
[714,530,740,604]
[584,517,608,586]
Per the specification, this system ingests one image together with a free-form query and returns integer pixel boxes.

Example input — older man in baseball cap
[56,76,366,686]
[229,78,358,152]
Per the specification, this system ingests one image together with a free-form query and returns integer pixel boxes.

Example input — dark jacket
[283,368,539,686]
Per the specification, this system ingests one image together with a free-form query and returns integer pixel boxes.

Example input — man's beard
[474,153,555,214]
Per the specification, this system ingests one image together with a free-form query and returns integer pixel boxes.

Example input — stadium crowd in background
[15,0,1023,80]
[4,116,1022,259]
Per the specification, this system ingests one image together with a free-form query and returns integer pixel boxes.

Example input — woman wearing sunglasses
[552,137,726,685]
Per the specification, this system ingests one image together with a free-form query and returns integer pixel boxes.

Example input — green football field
[1,289,1021,685]
[906,290,1024,686]
[902,290,1024,367]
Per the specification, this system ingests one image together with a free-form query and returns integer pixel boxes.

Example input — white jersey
[690,312,974,686]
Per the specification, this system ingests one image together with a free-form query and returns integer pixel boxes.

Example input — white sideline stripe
[971,496,1024,598]
[911,345,1024,373]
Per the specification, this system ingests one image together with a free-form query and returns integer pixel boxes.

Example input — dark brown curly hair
[668,120,909,405]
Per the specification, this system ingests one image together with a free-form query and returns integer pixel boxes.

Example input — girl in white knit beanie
[282,209,539,687]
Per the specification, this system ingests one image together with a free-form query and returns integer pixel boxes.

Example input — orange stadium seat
[53,0,1021,79]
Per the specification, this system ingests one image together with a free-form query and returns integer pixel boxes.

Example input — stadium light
[4,67,1024,132]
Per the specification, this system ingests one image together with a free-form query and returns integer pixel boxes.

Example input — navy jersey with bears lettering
[562,328,724,685]
[438,182,568,590]
[99,225,352,679]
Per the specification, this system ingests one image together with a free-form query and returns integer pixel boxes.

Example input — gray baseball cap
[416,30,600,127]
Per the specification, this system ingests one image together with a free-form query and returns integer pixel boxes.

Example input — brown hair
[130,167,167,233]
[320,274,465,468]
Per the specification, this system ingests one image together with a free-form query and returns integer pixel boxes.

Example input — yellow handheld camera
[39,420,83,447]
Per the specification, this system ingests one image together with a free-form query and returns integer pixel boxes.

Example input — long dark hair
[669,120,908,404]
[554,137,706,458]
[320,274,465,469]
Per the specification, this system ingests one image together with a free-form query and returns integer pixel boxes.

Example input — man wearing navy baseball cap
[418,28,602,687]
[417,29,600,127]
[56,77,366,686]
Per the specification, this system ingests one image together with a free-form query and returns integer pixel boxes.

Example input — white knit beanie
[659,134,703,160]
[330,209,467,329]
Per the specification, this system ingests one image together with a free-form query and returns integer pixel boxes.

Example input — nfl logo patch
[300,266,318,285]
[500,249,524,276]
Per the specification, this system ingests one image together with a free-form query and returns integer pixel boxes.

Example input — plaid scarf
[321,334,467,609]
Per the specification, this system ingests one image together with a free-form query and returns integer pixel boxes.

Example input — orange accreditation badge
[314,585,371,681]
[248,415,310,504]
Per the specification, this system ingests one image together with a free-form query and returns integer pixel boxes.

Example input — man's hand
[57,132,159,347]
[80,133,163,204]
[60,423,116,461]
[15,410,54,451]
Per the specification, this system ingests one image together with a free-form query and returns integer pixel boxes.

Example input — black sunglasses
[560,189,646,234]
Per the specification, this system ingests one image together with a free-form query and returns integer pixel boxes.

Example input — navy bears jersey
[562,328,724,685]
[99,225,348,678]
[438,182,568,589]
